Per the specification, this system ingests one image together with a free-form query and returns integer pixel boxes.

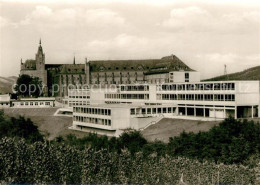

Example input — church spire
[21,58,23,64]
[37,39,43,54]
[73,56,76,65]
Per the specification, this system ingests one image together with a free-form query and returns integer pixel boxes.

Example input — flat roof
[13,97,56,101]
[74,103,177,109]
[0,94,10,102]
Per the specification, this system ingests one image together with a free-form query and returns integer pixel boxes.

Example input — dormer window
[99,66,105,71]
[68,69,71,72]
[123,67,127,70]
[137,65,143,70]
[116,67,119,70]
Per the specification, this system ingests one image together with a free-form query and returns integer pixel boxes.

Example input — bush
[168,117,260,164]
[0,137,256,184]
[0,110,43,143]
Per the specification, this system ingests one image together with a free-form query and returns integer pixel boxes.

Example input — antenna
[224,64,228,80]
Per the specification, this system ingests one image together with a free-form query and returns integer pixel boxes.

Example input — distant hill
[204,66,260,81]
[0,76,18,94]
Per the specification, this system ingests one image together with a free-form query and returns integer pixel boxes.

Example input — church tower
[35,39,48,96]
[36,39,45,71]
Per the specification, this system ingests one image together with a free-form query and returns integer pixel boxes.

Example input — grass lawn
[3,108,221,142]
[3,107,88,140]
[142,118,220,143]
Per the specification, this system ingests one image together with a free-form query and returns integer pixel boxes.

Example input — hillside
[3,108,87,140]
[0,76,18,94]
[204,65,260,81]
[142,118,220,142]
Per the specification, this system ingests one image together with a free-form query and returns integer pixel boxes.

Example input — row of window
[99,66,148,71]
[94,80,134,84]
[120,85,149,91]
[69,101,88,107]
[157,94,235,101]
[157,83,235,91]
[105,94,150,100]
[74,107,111,115]
[19,101,51,106]
[146,79,169,83]
[67,69,85,72]
[74,116,111,126]
[130,107,176,115]
[0,103,9,105]
[69,96,90,99]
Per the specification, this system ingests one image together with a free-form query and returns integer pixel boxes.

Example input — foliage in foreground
[57,117,260,164]
[0,111,43,143]
[0,137,257,184]
[169,117,260,164]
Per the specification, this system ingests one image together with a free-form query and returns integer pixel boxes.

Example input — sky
[0,0,259,79]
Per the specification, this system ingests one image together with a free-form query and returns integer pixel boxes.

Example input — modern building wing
[69,81,260,136]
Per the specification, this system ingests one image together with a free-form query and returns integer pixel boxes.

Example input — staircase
[139,114,164,131]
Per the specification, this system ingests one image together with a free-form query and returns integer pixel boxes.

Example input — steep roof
[89,55,194,73]
[59,64,85,74]
[22,59,36,70]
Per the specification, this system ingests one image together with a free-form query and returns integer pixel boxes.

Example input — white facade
[169,71,200,83]
[69,80,260,136]
[0,94,11,108]
[12,97,55,108]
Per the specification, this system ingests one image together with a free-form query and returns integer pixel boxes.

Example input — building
[69,81,260,136]
[11,97,55,108]
[20,40,198,97]
[0,94,11,108]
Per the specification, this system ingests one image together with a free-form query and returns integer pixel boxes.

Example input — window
[214,83,221,90]
[185,73,189,82]
[204,94,213,101]
[204,83,213,90]
[163,108,167,113]
[214,94,224,101]
[225,94,235,101]
[178,94,186,100]
[178,85,185,91]
[30,102,33,106]
[186,94,194,100]
[195,94,203,101]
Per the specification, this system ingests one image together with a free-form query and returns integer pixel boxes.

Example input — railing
[139,114,164,131]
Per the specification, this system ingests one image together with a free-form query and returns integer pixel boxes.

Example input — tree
[15,74,43,97]
[0,110,43,143]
